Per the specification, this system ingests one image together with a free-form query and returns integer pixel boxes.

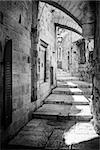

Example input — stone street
[7,70,100,150]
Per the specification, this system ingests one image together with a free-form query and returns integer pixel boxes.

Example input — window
[58,47,62,60]
[78,41,86,64]
[89,51,93,62]
[44,50,46,82]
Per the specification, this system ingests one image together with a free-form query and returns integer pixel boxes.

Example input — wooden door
[3,40,12,128]
[50,67,53,85]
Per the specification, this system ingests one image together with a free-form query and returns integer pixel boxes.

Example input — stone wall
[36,2,56,105]
[92,2,100,134]
[0,1,33,143]
[71,42,79,76]
[0,1,57,143]
[61,30,72,72]
[77,39,93,82]
[68,39,93,82]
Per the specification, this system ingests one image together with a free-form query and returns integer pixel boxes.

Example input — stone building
[61,30,72,72]
[58,29,94,82]
[0,1,57,143]
[61,30,83,73]
[0,0,100,145]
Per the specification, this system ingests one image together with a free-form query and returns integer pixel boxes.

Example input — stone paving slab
[69,105,92,117]
[8,119,99,150]
[9,119,54,148]
[45,94,89,105]
[8,119,76,149]
[33,104,71,116]
[33,103,92,121]
[45,129,64,149]
[63,122,99,150]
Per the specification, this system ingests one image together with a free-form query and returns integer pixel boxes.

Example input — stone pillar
[31,1,39,102]
[92,2,100,135]
[81,1,100,134]
[82,1,95,39]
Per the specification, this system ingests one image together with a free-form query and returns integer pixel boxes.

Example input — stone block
[82,23,94,38]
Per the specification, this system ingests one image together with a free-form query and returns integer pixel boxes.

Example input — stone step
[52,87,91,95]
[45,94,90,105]
[32,104,92,121]
[32,113,92,122]
[57,74,71,76]
[57,77,80,81]
[45,100,89,105]
[57,84,92,88]
[57,81,92,88]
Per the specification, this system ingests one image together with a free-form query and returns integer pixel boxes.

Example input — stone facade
[61,30,72,72]
[0,1,32,143]
[36,2,57,106]
[0,0,100,145]
[57,28,93,82]
[74,39,93,82]
[71,42,79,76]
[0,1,57,143]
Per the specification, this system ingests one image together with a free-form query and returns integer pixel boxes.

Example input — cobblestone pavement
[7,70,100,150]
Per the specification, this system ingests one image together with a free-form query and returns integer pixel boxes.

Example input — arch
[39,0,82,28]
[55,23,82,36]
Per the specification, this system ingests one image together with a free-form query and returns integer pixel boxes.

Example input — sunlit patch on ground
[66,82,77,87]
[69,88,82,93]
[72,95,89,103]
[63,122,99,148]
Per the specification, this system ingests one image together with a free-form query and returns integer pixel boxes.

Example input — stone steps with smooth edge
[32,113,92,122]
[52,88,91,95]
[44,94,90,105]
[57,80,92,88]
[32,104,92,121]
[52,91,91,95]
[57,84,92,88]
[57,78,80,81]
[44,100,89,105]
[32,112,92,122]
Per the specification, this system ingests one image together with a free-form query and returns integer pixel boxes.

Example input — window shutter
[3,40,12,128]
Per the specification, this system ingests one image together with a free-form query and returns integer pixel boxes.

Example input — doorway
[50,67,53,85]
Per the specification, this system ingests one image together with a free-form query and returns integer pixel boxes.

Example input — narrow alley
[0,1,100,150]
[7,69,99,150]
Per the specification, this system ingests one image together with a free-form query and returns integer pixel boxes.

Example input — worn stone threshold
[44,101,89,105]
[57,79,80,81]
[32,113,92,121]
[57,85,92,88]
[52,91,91,95]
